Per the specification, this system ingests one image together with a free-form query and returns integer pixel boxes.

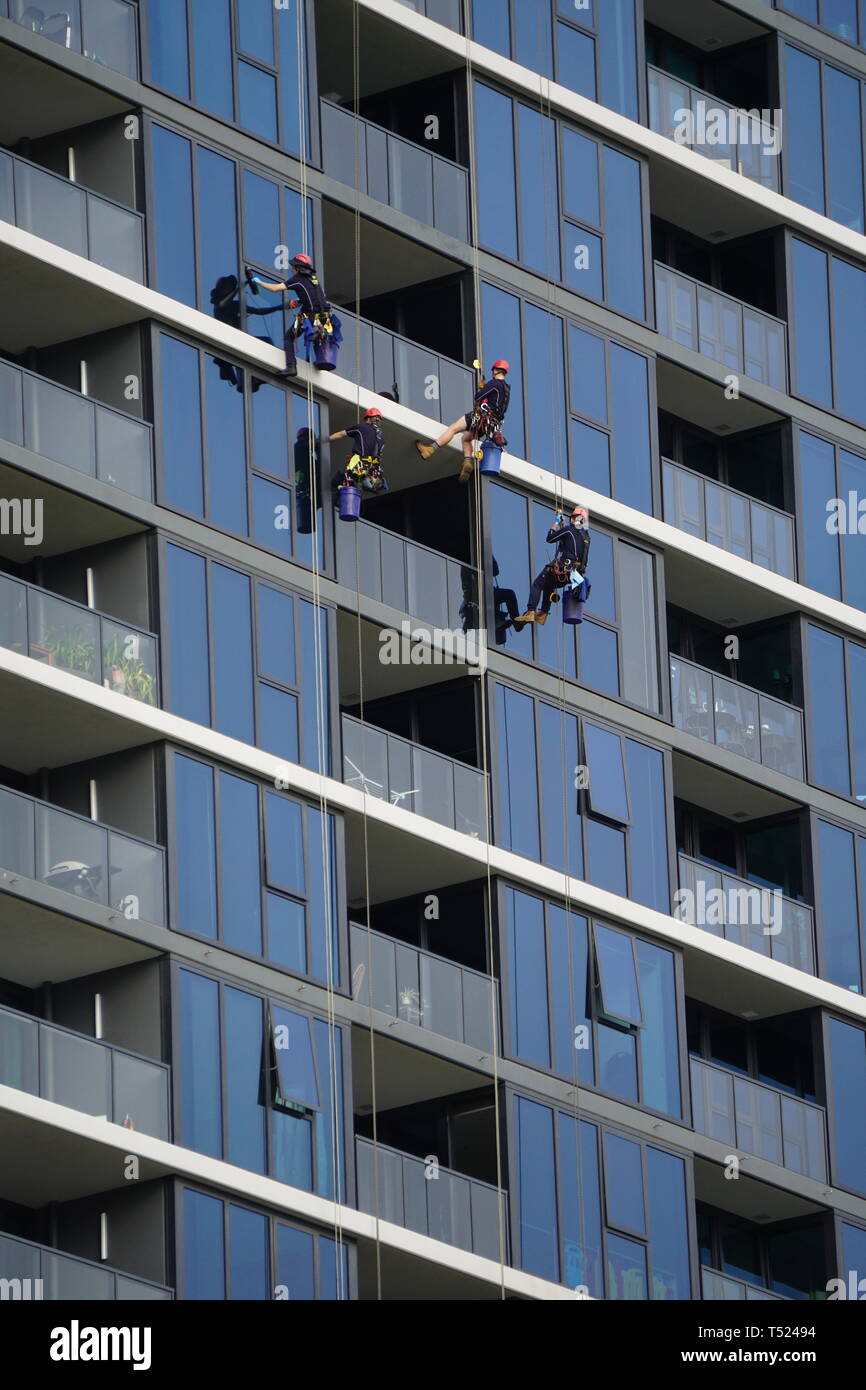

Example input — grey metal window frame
[800,612,866,805]
[784,227,866,430]
[164,745,349,992]
[779,34,866,232]
[791,422,866,607]
[593,921,644,1025]
[809,805,866,991]
[820,1008,866,1200]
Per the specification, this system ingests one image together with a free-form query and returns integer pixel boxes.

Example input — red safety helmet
[571,505,589,524]
[364,407,383,419]
[296,427,310,438]
[291,252,313,268]
[491,359,509,373]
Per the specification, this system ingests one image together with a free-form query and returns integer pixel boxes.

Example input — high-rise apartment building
[1,0,866,1307]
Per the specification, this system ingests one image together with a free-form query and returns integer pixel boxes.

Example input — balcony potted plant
[103,636,157,706]
[41,626,98,680]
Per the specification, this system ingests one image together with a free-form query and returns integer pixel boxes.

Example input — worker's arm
[247,272,289,294]
[327,429,348,442]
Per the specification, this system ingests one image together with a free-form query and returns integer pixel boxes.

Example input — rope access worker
[328,407,388,495]
[245,253,339,379]
[519,506,590,626]
[414,360,510,483]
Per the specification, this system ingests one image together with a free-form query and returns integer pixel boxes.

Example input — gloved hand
[244,266,261,295]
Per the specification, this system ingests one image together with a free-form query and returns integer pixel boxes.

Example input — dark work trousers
[527,566,561,614]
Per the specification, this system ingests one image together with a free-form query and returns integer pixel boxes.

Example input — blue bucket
[313,336,340,370]
[479,441,502,475]
[562,589,585,624]
[338,484,361,521]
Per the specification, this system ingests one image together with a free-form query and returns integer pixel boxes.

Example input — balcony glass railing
[394,0,462,28]
[337,307,474,426]
[670,654,804,780]
[702,1266,786,1301]
[690,1056,827,1181]
[0,146,144,280]
[356,1136,505,1261]
[0,1002,169,1139]
[320,99,470,242]
[647,65,780,192]
[335,517,477,633]
[662,458,796,581]
[341,714,488,838]
[349,923,497,1051]
[655,262,787,391]
[677,853,815,974]
[2,0,139,79]
[0,783,166,925]
[0,571,158,705]
[0,1231,171,1299]
[0,358,153,499]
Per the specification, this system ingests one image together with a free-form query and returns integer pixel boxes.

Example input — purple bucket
[338,484,361,521]
[479,441,502,475]
[313,336,340,370]
[562,589,585,624]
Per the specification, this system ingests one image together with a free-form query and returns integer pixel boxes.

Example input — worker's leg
[519,570,548,624]
[416,415,470,460]
[281,326,299,379]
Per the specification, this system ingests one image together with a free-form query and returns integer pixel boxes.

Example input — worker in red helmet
[245,252,337,379]
[519,505,591,626]
[328,406,388,497]
[415,360,511,483]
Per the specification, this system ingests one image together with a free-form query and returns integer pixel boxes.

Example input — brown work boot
[459,457,475,484]
[535,612,548,626]
[517,611,536,624]
[415,440,436,460]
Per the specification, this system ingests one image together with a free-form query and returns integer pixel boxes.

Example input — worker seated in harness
[245,253,341,378]
[519,506,590,626]
[328,407,388,496]
[415,360,510,484]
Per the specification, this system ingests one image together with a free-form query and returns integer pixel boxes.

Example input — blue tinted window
[518,105,560,278]
[496,685,540,857]
[826,0,858,38]
[595,925,642,1025]
[841,1221,866,1285]
[238,0,275,64]
[276,1224,315,1300]
[151,127,196,306]
[198,148,238,315]
[598,1024,638,1101]
[278,2,309,156]
[588,531,615,622]
[244,171,281,271]
[253,477,293,558]
[180,971,221,1155]
[560,1118,603,1297]
[850,643,866,804]
[780,0,818,17]
[636,941,680,1117]
[300,601,330,775]
[225,987,266,1173]
[160,337,203,517]
[513,0,553,76]
[828,1018,866,1192]
[475,85,517,259]
[307,808,339,985]
[272,1007,319,1108]
[314,1019,343,1199]
[525,305,568,471]
[268,892,306,974]
[472,0,510,56]
[516,1096,558,1279]
[319,1238,349,1301]
[562,130,600,227]
[508,888,550,1067]
[220,773,263,956]
[598,0,638,121]
[490,482,531,652]
[800,432,841,599]
[587,818,627,896]
[825,66,864,231]
[272,1109,312,1189]
[211,565,255,744]
[549,906,592,1081]
[538,702,583,875]
[563,225,604,299]
[166,547,210,724]
[647,1148,690,1298]
[584,724,628,821]
[791,240,833,408]
[558,0,594,19]
[607,1236,648,1299]
[183,1191,224,1300]
[816,820,861,992]
[840,451,866,609]
[481,283,524,454]
[571,420,610,493]
[258,586,296,688]
[252,381,290,478]
[558,24,597,101]
[191,0,232,120]
[229,1206,269,1300]
[569,324,607,422]
[265,792,305,894]
[785,48,825,214]
[603,148,644,319]
[260,684,300,761]
[610,345,652,515]
[205,366,248,535]
[239,62,278,142]
[148,0,190,98]
[581,622,619,696]
[603,1132,645,1232]
[175,755,217,939]
[626,740,670,913]
[832,257,866,423]
[808,625,850,794]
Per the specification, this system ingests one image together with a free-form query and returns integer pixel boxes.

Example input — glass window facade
[814,815,866,993]
[474,87,647,319]
[501,885,683,1116]
[778,0,862,45]
[494,683,671,911]
[170,751,342,984]
[783,43,866,230]
[826,1016,866,1196]
[180,1188,351,1300]
[163,544,332,773]
[796,428,866,610]
[177,967,347,1198]
[511,1093,692,1296]
[145,0,313,156]
[790,237,866,426]
[805,623,866,802]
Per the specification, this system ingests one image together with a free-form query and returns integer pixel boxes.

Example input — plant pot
[478,441,502,475]
[338,484,362,521]
[562,589,586,624]
[110,665,127,692]
[313,337,340,370]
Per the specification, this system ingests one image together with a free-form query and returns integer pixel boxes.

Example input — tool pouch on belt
[546,558,573,588]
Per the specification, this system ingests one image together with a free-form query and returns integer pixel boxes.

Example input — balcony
[0,783,166,925]
[677,853,815,974]
[1,0,138,78]
[0,1002,169,1139]
[662,458,795,581]
[342,714,488,838]
[0,571,158,705]
[655,262,787,391]
[320,100,470,242]
[0,146,144,281]
[0,358,153,500]
[337,308,474,426]
[647,65,780,192]
[702,1266,785,1301]
[356,1136,505,1261]
[0,1231,171,1299]
[394,0,462,27]
[690,1056,827,1181]
[336,518,474,633]
[670,654,804,780]
[349,923,497,1051]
